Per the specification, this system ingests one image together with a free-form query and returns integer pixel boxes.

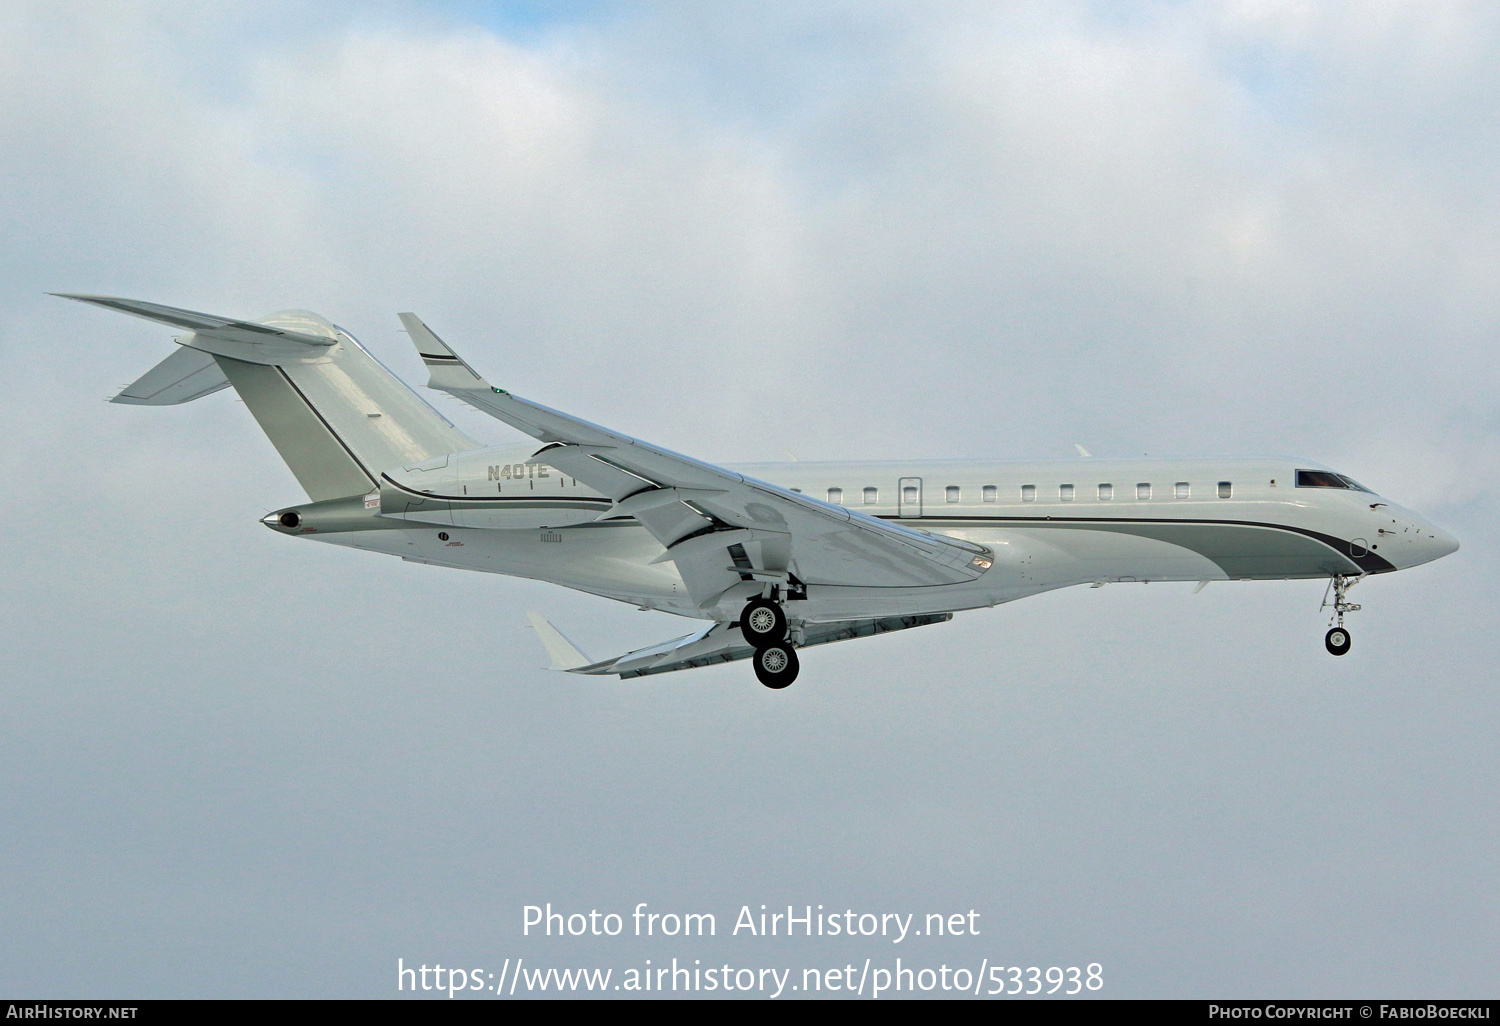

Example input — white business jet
[65,295,1458,688]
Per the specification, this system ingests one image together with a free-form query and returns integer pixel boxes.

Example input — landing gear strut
[740,596,799,688]
[1321,574,1362,656]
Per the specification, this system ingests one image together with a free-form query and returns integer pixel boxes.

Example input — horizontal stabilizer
[56,294,337,364]
[57,294,337,346]
[526,611,592,671]
[112,345,230,405]
[572,613,951,679]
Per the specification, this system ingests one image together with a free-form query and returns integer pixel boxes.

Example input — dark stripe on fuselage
[881,514,1396,575]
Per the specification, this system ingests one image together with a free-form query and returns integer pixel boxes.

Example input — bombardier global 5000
[67,295,1459,688]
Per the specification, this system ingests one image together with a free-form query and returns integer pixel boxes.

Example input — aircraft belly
[999,526,1223,585]
[781,531,1090,621]
[305,512,1363,629]
[311,523,688,603]
[1029,522,1355,579]
[933,522,1359,581]
[782,520,1340,623]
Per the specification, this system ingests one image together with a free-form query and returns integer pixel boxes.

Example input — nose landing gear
[1321,574,1362,656]
[1325,626,1351,656]
[739,596,800,689]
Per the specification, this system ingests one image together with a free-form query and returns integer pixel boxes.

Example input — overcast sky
[1,0,1496,999]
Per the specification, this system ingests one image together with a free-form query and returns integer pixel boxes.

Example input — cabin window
[1060,483,1074,501]
[863,486,878,505]
[1174,481,1190,499]
[1217,481,1232,498]
[1136,482,1151,500]
[1021,484,1036,502]
[902,485,918,504]
[945,486,960,503]
[1097,483,1113,500]
[827,487,843,504]
[982,485,997,503]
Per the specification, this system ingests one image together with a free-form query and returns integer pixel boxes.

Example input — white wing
[399,314,992,611]
[563,614,952,678]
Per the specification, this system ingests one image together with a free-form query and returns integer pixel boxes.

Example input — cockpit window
[1297,470,1347,488]
[1296,469,1374,492]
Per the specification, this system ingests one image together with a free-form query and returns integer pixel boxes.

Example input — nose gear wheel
[1319,574,1362,657]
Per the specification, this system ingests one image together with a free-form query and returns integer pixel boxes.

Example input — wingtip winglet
[526,611,592,671]
[397,311,493,390]
[397,312,456,358]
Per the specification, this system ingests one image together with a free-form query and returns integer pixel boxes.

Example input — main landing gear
[740,596,799,689]
[1321,574,1362,656]
[753,643,800,690]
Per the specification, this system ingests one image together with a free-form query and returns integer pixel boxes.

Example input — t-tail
[60,295,478,501]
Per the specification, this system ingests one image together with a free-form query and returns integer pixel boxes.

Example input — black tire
[739,598,787,647]
[1325,627,1351,656]
[753,643,799,689]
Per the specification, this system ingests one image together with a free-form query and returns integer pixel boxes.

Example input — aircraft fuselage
[274,447,1457,625]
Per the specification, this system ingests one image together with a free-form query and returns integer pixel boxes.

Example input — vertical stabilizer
[64,296,481,502]
[231,309,480,500]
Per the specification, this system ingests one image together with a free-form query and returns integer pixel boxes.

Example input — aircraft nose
[1404,518,1459,565]
[1429,524,1460,559]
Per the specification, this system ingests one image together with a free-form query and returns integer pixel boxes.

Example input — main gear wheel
[739,597,787,648]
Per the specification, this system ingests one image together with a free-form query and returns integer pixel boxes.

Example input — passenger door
[898,476,923,519]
